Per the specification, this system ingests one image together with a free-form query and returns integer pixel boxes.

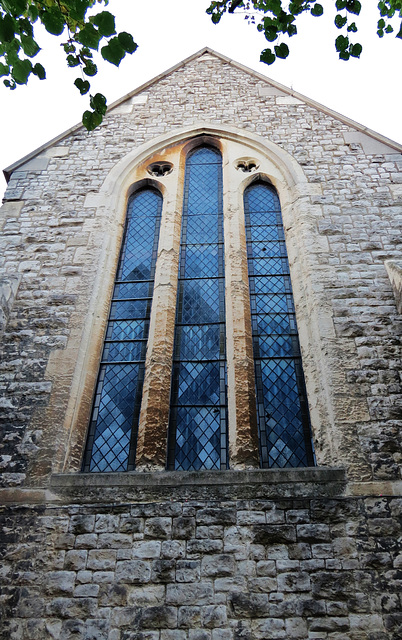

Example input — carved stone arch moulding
[59,124,340,473]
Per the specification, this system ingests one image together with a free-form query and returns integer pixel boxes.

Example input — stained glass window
[82,189,163,472]
[244,182,315,468]
[167,147,228,470]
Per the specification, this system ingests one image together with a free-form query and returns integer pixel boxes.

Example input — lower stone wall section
[1,496,402,640]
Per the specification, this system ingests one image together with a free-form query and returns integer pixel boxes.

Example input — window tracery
[82,138,315,472]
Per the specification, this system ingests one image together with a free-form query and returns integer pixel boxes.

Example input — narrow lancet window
[167,147,228,470]
[83,188,163,472]
[244,182,315,468]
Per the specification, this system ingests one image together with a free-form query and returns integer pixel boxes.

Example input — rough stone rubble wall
[0,54,401,486]
[1,496,402,640]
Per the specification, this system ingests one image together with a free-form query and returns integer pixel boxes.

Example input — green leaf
[40,7,65,36]
[311,3,323,17]
[91,11,116,37]
[385,24,394,33]
[396,23,402,38]
[27,4,38,22]
[117,32,137,54]
[67,54,80,67]
[83,60,97,76]
[11,57,31,84]
[339,50,350,60]
[264,27,278,42]
[346,0,361,16]
[260,48,276,65]
[76,23,101,50]
[32,62,45,79]
[20,34,40,57]
[350,42,362,57]
[101,36,125,66]
[335,34,349,51]
[335,14,347,28]
[274,42,289,58]
[74,77,90,94]
[3,78,16,88]
[335,0,347,9]
[6,0,27,17]
[18,17,33,37]
[0,14,16,43]
[0,62,9,76]
[82,109,103,132]
[347,22,357,32]
[377,18,386,28]
[90,92,107,115]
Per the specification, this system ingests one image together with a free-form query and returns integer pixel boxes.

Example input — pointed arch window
[82,188,163,472]
[244,182,314,468]
[167,147,228,470]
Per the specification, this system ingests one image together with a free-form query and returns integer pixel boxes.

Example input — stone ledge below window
[48,467,347,504]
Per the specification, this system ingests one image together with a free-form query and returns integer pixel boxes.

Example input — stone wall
[1,471,402,640]
[1,48,402,639]
[1,50,401,488]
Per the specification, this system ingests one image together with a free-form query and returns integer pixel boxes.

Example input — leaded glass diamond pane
[180,279,220,324]
[253,313,297,335]
[177,325,221,360]
[251,276,289,294]
[254,336,295,358]
[109,320,146,341]
[84,188,162,472]
[176,361,221,405]
[248,242,284,258]
[113,282,152,299]
[175,407,221,471]
[110,300,149,320]
[168,147,227,471]
[244,181,314,469]
[89,364,139,472]
[247,184,280,212]
[103,341,146,362]
[184,246,219,278]
[185,215,219,244]
[249,258,288,276]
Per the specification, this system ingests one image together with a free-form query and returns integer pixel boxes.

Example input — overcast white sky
[1,1,401,197]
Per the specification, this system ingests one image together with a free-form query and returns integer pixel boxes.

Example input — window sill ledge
[48,467,347,504]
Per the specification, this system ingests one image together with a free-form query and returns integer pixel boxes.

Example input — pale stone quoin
[0,48,401,639]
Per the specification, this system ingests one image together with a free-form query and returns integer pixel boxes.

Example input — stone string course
[1,495,402,640]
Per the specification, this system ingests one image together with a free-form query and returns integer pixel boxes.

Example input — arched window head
[244,181,315,468]
[83,188,163,472]
[167,147,228,471]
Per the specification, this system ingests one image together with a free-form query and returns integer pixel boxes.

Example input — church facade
[0,48,401,639]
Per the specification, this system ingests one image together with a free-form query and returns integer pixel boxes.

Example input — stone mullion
[223,162,260,469]
[135,170,184,471]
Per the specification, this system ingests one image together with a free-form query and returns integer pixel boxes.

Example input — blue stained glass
[175,407,221,471]
[180,279,220,324]
[109,320,146,341]
[245,182,314,469]
[89,364,139,472]
[251,276,289,294]
[184,246,220,278]
[176,361,221,405]
[185,215,219,244]
[249,258,288,276]
[178,325,221,360]
[168,147,227,470]
[84,188,162,472]
[113,282,151,299]
[110,299,149,320]
[248,242,284,258]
